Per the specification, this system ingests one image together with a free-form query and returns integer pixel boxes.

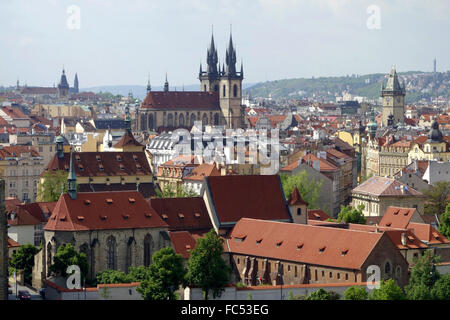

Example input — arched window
[214,113,219,125]
[126,238,136,272]
[202,113,208,125]
[297,208,302,216]
[179,114,185,126]
[223,85,226,97]
[91,239,100,277]
[167,113,174,127]
[148,114,154,131]
[144,234,154,267]
[395,265,402,279]
[214,85,219,92]
[141,114,147,131]
[190,114,196,127]
[107,236,116,270]
[233,84,238,97]
[385,261,391,275]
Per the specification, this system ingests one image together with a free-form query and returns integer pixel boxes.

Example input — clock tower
[381,66,406,127]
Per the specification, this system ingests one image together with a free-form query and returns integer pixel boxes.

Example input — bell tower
[381,66,406,127]
[199,30,220,94]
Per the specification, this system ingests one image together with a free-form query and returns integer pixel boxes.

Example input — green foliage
[344,286,368,300]
[9,244,40,284]
[247,293,253,300]
[37,171,69,202]
[137,247,186,300]
[431,274,450,300]
[423,181,450,216]
[438,203,450,239]
[369,279,406,300]
[96,270,128,285]
[337,204,366,224]
[288,291,306,300]
[405,250,441,300]
[306,288,340,300]
[185,229,231,300]
[280,171,323,210]
[49,243,88,281]
[155,182,197,198]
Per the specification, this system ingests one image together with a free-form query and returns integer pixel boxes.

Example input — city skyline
[0,0,449,88]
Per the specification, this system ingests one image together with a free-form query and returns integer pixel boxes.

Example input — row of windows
[203,83,240,98]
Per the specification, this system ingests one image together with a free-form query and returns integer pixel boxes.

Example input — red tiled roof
[379,206,420,229]
[302,153,338,172]
[141,91,220,110]
[169,231,197,259]
[206,175,291,225]
[307,209,331,221]
[6,203,41,226]
[183,163,220,181]
[113,131,144,149]
[0,145,40,159]
[8,237,20,248]
[149,197,213,232]
[407,222,450,245]
[21,87,58,95]
[45,191,168,231]
[227,218,386,270]
[288,187,308,206]
[43,152,151,177]
[1,106,28,119]
[352,176,424,197]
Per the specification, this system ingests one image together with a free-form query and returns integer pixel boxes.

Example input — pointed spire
[240,59,244,77]
[147,73,151,93]
[68,147,77,200]
[125,104,131,133]
[164,73,169,93]
[225,27,237,76]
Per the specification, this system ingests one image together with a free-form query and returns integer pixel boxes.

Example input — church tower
[58,68,70,98]
[74,73,79,93]
[199,32,220,93]
[219,32,244,129]
[381,66,406,127]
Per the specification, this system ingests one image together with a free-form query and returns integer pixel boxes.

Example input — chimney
[400,185,405,194]
[401,233,407,246]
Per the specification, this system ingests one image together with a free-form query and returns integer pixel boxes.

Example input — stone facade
[352,194,426,217]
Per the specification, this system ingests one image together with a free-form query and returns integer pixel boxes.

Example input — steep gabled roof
[352,176,424,197]
[407,222,450,245]
[227,218,385,270]
[141,91,220,110]
[45,191,168,231]
[183,163,220,181]
[288,187,308,206]
[205,175,291,225]
[379,206,423,229]
[169,231,198,259]
[113,131,144,149]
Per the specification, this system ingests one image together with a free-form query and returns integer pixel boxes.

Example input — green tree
[306,288,339,300]
[438,203,450,239]
[431,274,450,300]
[344,286,368,300]
[126,266,150,282]
[9,244,40,284]
[369,279,406,300]
[137,247,186,300]
[280,171,323,210]
[96,270,128,285]
[155,182,197,198]
[423,181,450,216]
[37,171,69,202]
[185,229,231,300]
[405,250,441,300]
[50,243,88,282]
[337,204,366,224]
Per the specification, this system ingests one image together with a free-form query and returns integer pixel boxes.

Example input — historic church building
[136,32,244,132]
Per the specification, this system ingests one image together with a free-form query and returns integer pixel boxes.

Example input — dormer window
[319,246,326,253]
[297,243,304,251]
[276,241,283,247]
[106,199,113,204]
[341,249,349,256]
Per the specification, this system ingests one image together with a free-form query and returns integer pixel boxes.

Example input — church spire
[164,73,169,93]
[206,28,218,76]
[225,27,237,76]
[74,73,79,93]
[147,73,151,93]
[68,147,77,200]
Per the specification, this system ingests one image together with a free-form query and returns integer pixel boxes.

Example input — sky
[0,0,449,88]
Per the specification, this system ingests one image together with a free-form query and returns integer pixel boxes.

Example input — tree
[306,288,339,300]
[369,279,406,300]
[431,274,450,300]
[9,244,40,284]
[137,247,186,300]
[405,250,441,300]
[155,182,197,198]
[96,270,128,285]
[423,181,450,216]
[50,243,88,282]
[438,203,450,239]
[344,286,368,300]
[185,229,231,300]
[337,204,366,224]
[280,171,323,210]
[37,171,69,202]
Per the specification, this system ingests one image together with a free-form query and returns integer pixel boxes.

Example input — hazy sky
[1,0,449,88]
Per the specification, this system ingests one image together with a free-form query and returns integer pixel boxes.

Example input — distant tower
[58,68,70,98]
[164,73,169,93]
[146,73,152,94]
[367,108,378,140]
[381,66,405,127]
[74,73,79,93]
[67,148,77,200]
[199,30,220,93]
[433,58,437,73]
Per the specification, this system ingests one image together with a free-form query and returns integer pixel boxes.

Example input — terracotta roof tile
[141,91,220,110]
[169,231,197,259]
[379,206,419,229]
[307,209,331,221]
[352,176,424,197]
[407,222,450,245]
